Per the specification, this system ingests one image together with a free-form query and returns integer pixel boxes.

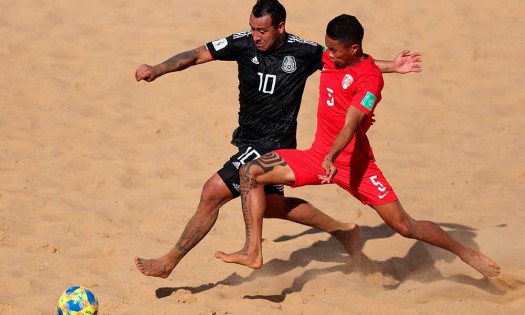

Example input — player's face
[325,35,359,68]
[249,13,285,52]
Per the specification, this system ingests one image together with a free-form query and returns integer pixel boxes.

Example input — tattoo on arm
[163,47,203,72]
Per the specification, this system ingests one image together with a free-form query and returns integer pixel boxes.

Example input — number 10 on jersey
[258,72,276,94]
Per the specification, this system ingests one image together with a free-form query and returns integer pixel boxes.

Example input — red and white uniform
[276,51,397,205]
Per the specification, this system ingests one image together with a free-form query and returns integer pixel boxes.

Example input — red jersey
[310,51,383,165]
[276,51,397,204]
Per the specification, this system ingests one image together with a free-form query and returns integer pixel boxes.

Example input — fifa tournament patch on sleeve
[212,38,228,51]
[360,92,377,111]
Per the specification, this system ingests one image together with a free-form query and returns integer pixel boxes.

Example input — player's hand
[393,50,422,74]
[319,157,337,184]
[135,64,161,82]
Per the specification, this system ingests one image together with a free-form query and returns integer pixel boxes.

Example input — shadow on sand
[156,222,513,302]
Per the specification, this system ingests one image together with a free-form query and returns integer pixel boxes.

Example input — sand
[1,1,524,314]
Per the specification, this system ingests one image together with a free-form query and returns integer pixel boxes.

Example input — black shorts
[217,146,285,198]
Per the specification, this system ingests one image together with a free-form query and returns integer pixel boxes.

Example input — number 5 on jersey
[370,175,389,199]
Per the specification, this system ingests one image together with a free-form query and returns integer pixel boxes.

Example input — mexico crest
[281,56,297,73]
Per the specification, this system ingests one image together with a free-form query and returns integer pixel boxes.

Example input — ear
[351,43,361,53]
[277,21,285,33]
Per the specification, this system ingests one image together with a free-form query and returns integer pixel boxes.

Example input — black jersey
[206,32,323,150]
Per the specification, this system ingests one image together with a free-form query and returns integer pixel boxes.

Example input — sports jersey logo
[360,92,377,111]
[251,56,259,64]
[212,38,228,51]
[281,56,297,73]
[370,175,389,200]
[232,183,241,192]
[274,185,285,193]
[233,31,251,39]
[342,74,353,89]
[287,34,318,47]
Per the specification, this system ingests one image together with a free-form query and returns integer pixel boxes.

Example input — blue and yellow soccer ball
[57,285,98,315]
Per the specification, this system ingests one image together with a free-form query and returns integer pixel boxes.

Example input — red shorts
[275,148,398,205]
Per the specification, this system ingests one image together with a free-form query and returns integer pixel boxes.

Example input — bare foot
[460,248,501,278]
[215,249,263,269]
[134,255,176,279]
[331,223,362,270]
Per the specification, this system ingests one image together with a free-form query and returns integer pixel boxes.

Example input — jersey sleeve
[205,32,250,61]
[350,72,383,116]
[313,44,324,72]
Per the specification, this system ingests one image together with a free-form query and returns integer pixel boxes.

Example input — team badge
[212,38,228,51]
[342,74,353,89]
[281,56,297,73]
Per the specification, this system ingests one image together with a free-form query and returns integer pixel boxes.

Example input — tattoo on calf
[240,187,251,245]
[175,215,208,254]
[238,152,288,247]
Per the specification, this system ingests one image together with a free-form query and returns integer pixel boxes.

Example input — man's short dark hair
[326,14,364,46]
[252,0,286,28]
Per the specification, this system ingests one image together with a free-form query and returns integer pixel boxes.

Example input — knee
[376,202,416,238]
[199,180,229,213]
[392,219,415,238]
[240,162,262,181]
[200,184,219,203]
[239,163,250,178]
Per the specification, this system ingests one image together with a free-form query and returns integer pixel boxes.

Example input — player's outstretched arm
[135,45,213,82]
[374,50,422,74]
[319,106,366,184]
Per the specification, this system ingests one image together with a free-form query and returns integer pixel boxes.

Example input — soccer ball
[57,285,99,315]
